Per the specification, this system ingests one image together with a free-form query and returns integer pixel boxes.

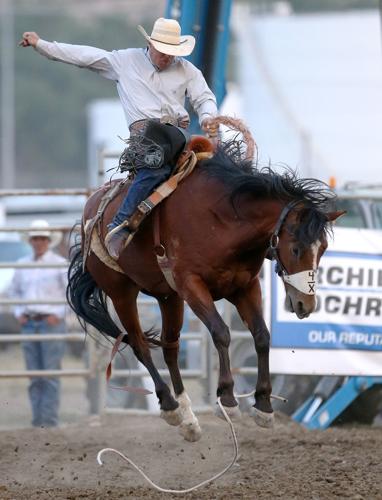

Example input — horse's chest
[211,269,253,294]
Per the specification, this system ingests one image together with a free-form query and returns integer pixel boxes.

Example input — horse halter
[268,200,316,296]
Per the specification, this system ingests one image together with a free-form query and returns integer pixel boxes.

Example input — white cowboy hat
[137,17,195,57]
[23,219,62,248]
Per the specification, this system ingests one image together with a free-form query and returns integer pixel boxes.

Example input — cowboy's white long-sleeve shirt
[35,40,218,127]
[8,250,67,319]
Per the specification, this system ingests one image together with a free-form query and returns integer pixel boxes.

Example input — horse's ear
[187,135,215,154]
[326,210,347,222]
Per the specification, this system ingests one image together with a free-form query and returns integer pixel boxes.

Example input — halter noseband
[268,200,316,296]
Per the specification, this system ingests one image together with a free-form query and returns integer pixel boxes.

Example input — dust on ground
[0,412,381,500]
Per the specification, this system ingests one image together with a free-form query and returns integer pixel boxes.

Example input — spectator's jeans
[22,319,66,427]
[111,164,173,228]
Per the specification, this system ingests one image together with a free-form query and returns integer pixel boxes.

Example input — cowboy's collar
[144,47,177,72]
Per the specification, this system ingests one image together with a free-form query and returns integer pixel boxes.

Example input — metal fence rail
[0,189,91,196]
[0,262,68,268]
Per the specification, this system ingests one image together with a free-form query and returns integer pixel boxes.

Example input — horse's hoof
[179,421,202,442]
[160,407,183,426]
[215,403,241,421]
[253,408,274,428]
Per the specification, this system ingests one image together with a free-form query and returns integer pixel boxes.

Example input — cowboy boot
[105,226,131,260]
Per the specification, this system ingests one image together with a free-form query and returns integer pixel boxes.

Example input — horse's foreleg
[158,294,201,441]
[230,279,274,427]
[181,275,238,413]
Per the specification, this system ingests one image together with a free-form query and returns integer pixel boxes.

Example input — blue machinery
[165,0,382,429]
[293,376,382,429]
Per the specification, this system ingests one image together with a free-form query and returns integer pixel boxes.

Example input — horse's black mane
[200,139,337,245]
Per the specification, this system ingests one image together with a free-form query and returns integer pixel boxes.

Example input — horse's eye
[292,246,299,257]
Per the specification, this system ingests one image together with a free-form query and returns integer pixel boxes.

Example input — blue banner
[271,250,382,351]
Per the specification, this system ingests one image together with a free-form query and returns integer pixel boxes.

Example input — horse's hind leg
[85,256,179,417]
[101,282,179,415]
[158,294,202,442]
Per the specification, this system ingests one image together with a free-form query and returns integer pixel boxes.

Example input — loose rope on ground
[97,397,239,495]
[97,390,287,494]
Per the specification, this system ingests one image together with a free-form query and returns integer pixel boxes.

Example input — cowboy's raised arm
[19,31,121,81]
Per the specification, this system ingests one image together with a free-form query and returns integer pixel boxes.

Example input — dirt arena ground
[1,411,381,500]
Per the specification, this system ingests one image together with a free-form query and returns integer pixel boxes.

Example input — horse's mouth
[296,310,310,319]
[285,295,311,319]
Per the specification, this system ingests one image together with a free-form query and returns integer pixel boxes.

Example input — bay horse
[67,138,343,441]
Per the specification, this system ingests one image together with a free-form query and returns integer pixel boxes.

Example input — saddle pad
[84,219,125,274]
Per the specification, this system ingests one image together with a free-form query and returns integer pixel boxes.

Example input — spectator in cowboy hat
[19,18,219,259]
[8,219,67,428]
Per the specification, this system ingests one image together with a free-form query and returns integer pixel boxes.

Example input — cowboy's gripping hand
[19,32,40,48]
[201,118,219,138]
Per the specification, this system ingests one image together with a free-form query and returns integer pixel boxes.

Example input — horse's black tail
[66,241,128,345]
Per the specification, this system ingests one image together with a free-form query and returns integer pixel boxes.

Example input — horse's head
[272,205,345,319]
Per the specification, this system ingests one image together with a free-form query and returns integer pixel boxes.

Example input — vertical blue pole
[211,0,232,106]
[167,0,207,67]
[164,0,172,17]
